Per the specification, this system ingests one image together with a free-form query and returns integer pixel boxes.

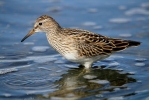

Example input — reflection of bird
[37,67,136,99]
[21,15,140,69]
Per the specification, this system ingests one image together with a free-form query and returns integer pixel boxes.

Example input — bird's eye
[39,22,42,26]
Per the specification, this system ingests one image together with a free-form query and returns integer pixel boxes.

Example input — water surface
[0,0,149,100]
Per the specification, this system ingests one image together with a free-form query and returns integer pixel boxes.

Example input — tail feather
[111,39,141,52]
[125,40,141,47]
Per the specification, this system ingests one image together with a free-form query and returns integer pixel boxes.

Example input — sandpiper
[21,15,140,69]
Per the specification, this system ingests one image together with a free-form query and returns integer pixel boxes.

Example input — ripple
[118,6,126,10]
[108,62,120,67]
[127,72,135,75]
[95,94,103,98]
[0,1,4,6]
[83,75,97,79]
[32,46,50,52]
[88,8,98,13]
[3,71,55,90]
[0,55,58,64]
[32,56,57,63]
[135,90,148,93]
[0,56,5,59]
[141,2,149,8]
[56,70,63,73]
[23,42,34,45]
[64,64,78,68]
[0,68,18,75]
[136,17,146,21]
[108,96,124,100]
[116,69,123,71]
[5,77,30,86]
[125,8,149,16]
[49,6,62,12]
[89,79,109,84]
[3,93,11,97]
[109,18,131,23]
[119,33,132,38]
[135,58,147,62]
[135,63,145,67]
[114,88,121,91]
[38,67,51,71]
[103,58,115,62]
[93,26,103,30]
[54,60,64,64]
[82,22,96,26]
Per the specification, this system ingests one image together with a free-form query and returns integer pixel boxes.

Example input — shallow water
[0,0,149,100]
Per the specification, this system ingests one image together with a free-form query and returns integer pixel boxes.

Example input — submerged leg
[83,62,93,69]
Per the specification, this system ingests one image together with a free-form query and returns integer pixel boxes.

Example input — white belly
[63,53,78,62]
[63,52,109,65]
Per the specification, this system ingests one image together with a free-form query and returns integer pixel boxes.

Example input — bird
[21,15,141,69]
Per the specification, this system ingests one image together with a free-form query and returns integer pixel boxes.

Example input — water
[0,0,149,100]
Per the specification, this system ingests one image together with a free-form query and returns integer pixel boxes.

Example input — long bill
[21,29,35,42]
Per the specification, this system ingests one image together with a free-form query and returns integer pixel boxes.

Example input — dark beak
[21,29,35,42]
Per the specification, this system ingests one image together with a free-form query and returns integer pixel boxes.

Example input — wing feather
[63,28,139,57]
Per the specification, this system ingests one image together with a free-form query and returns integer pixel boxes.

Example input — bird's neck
[45,27,63,38]
[45,28,68,56]
[45,27,64,47]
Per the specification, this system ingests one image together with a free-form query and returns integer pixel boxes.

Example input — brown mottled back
[62,29,140,57]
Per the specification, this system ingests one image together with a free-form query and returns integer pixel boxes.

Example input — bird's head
[21,15,61,42]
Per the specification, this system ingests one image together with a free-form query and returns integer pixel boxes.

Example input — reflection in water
[38,66,136,99]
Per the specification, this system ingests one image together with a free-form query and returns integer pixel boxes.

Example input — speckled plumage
[21,15,140,69]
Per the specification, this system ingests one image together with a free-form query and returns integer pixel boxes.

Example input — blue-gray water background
[0,0,149,100]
